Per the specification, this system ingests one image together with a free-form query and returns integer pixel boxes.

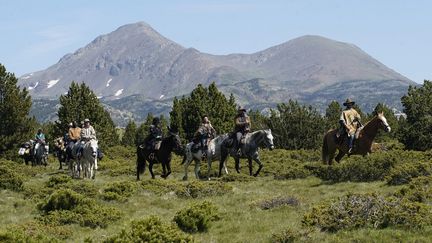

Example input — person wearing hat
[339,98,362,154]
[194,115,216,157]
[233,107,251,156]
[77,118,96,158]
[34,128,46,155]
[144,117,163,156]
[68,121,81,144]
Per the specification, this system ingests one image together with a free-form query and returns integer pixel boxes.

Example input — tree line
[1,62,432,161]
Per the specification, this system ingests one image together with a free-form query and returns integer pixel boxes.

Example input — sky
[0,0,430,83]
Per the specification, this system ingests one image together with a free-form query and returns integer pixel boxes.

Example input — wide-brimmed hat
[238,107,247,112]
[343,98,355,106]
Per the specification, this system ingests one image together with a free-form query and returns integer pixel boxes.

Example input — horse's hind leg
[183,158,192,181]
[235,157,241,173]
[149,161,155,179]
[207,157,212,180]
[194,159,201,179]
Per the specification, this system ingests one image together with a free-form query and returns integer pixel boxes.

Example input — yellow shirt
[340,108,361,135]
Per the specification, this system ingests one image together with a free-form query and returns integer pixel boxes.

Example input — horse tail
[322,133,329,164]
[136,147,146,175]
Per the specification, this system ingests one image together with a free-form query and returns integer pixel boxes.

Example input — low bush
[104,215,193,242]
[175,181,232,198]
[174,201,220,233]
[221,173,256,182]
[0,165,24,191]
[394,176,432,203]
[0,221,72,242]
[302,193,432,232]
[46,174,72,188]
[101,181,137,202]
[274,165,311,180]
[37,189,122,228]
[141,179,183,195]
[252,196,300,210]
[386,161,432,185]
[270,228,312,243]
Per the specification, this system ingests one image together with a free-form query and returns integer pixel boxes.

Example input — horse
[322,112,391,165]
[18,140,34,165]
[53,137,67,169]
[79,139,98,179]
[136,130,182,180]
[33,142,48,166]
[182,134,230,181]
[220,129,275,177]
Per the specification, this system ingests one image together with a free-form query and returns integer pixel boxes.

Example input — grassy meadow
[1,146,432,242]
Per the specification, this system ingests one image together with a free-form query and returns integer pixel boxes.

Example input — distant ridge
[19,21,415,125]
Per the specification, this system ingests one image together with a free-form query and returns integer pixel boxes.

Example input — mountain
[19,22,415,125]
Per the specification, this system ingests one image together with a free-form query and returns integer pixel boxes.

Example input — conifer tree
[325,101,342,130]
[122,120,137,147]
[0,64,36,158]
[57,82,118,149]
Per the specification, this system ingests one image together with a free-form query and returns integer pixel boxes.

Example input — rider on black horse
[144,117,163,159]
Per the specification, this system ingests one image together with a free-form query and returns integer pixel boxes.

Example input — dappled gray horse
[221,129,274,177]
[80,139,98,179]
[182,134,229,180]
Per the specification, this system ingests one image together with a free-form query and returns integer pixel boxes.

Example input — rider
[194,115,216,156]
[68,121,81,144]
[145,117,163,157]
[34,128,46,155]
[339,98,362,154]
[233,107,251,156]
[77,118,96,158]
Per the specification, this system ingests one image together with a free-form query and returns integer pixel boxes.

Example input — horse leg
[149,160,155,179]
[194,159,201,179]
[248,158,253,176]
[253,157,263,177]
[219,151,228,177]
[335,151,345,163]
[183,158,192,181]
[235,157,241,173]
[161,161,167,179]
[207,157,212,180]
[165,159,171,178]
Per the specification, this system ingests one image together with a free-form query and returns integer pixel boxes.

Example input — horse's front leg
[165,159,172,179]
[148,160,155,179]
[335,150,345,163]
[183,158,192,181]
[252,156,263,177]
[248,158,253,176]
[235,157,241,173]
[207,156,212,180]
[161,161,167,179]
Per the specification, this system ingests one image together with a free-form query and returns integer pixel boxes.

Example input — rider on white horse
[193,115,216,157]
[34,128,46,155]
[233,107,251,156]
[77,118,97,158]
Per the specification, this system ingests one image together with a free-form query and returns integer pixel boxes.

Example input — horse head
[89,139,99,157]
[377,112,391,133]
[263,129,275,150]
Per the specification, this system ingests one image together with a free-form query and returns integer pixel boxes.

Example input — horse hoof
[182,176,188,181]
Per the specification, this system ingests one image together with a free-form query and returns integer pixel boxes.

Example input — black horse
[136,130,183,180]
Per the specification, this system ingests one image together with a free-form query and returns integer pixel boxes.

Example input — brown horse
[322,112,391,165]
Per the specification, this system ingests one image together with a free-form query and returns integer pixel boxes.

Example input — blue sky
[0,0,430,83]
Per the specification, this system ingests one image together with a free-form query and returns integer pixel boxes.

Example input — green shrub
[37,189,122,228]
[303,193,432,232]
[310,153,400,183]
[38,189,84,212]
[174,201,220,233]
[386,161,432,185]
[105,215,193,242]
[274,165,311,180]
[0,165,23,191]
[46,174,72,188]
[175,181,232,198]
[0,221,72,242]
[101,181,137,202]
[252,196,300,210]
[394,176,432,203]
[141,179,183,195]
[270,228,311,243]
[221,173,256,182]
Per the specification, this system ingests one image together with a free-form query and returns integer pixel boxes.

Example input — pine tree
[268,100,325,149]
[325,101,342,130]
[248,110,268,131]
[135,113,154,146]
[122,120,137,147]
[57,82,119,149]
[0,64,36,158]
[169,82,237,141]
[399,80,432,150]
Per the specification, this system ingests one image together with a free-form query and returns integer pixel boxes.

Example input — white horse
[182,134,229,180]
[81,139,98,179]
